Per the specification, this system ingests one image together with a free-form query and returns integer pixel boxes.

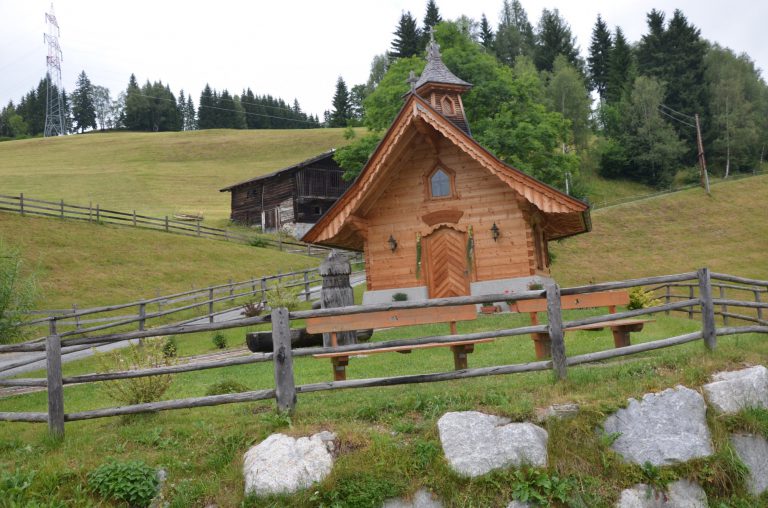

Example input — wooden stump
[320,251,356,347]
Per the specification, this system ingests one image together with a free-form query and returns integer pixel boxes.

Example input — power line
[659,103,695,120]
[658,107,695,129]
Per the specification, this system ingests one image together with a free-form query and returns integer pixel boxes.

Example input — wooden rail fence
[1,268,766,438]
[0,193,339,258]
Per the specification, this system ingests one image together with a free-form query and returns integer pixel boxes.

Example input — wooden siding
[363,135,548,291]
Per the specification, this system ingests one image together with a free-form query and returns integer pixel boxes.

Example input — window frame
[423,163,458,201]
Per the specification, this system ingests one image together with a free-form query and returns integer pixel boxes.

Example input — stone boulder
[730,433,768,496]
[506,501,533,508]
[437,411,548,477]
[243,431,336,496]
[702,365,768,414]
[616,480,708,507]
[603,386,712,466]
[382,488,443,508]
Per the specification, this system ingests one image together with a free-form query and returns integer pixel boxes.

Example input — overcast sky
[1,1,766,119]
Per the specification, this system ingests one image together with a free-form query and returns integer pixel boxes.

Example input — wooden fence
[0,193,336,257]
[1,268,766,438]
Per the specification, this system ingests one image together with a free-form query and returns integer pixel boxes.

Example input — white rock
[382,488,443,508]
[603,386,712,466]
[243,432,336,496]
[506,501,533,508]
[702,365,768,414]
[437,411,548,477]
[730,433,768,496]
[616,480,708,507]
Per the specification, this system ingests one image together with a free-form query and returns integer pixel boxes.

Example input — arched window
[430,169,451,198]
[441,96,455,115]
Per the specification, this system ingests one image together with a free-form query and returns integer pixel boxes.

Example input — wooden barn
[303,38,591,304]
[220,150,352,236]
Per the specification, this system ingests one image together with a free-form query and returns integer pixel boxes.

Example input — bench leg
[332,356,348,381]
[532,332,552,359]
[611,328,631,348]
[450,345,472,370]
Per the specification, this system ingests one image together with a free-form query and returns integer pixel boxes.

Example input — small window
[313,206,322,215]
[430,169,451,198]
[441,96,455,115]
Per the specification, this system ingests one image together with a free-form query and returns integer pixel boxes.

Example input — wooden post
[303,271,311,301]
[60,199,65,218]
[698,268,717,351]
[19,193,24,216]
[208,288,215,323]
[156,290,163,312]
[546,284,567,381]
[665,285,671,316]
[260,277,267,304]
[72,304,80,330]
[46,320,64,438]
[196,220,201,237]
[229,278,234,298]
[164,216,169,232]
[271,307,296,413]
[719,285,729,325]
[278,232,283,251]
[96,204,100,223]
[695,113,711,195]
[307,244,311,256]
[138,302,146,331]
[755,290,764,322]
[88,201,92,222]
[319,251,356,347]
[688,286,695,320]
[132,210,137,227]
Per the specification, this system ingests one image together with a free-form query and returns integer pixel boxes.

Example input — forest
[1,0,766,192]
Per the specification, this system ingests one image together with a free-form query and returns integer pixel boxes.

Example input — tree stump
[320,251,356,347]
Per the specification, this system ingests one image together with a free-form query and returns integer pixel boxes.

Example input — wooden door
[424,226,470,298]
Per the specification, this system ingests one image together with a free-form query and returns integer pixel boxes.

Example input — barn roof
[302,94,590,250]
[219,149,336,192]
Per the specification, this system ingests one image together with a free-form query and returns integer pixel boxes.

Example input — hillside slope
[0,129,358,225]
[551,174,768,285]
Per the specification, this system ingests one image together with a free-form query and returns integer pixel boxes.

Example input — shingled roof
[413,35,472,91]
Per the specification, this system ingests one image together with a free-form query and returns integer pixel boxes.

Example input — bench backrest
[306,304,477,334]
[512,290,629,314]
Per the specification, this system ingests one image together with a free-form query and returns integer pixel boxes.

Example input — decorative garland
[415,233,422,279]
[466,225,474,275]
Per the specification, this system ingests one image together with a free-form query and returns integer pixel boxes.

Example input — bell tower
[412,30,473,135]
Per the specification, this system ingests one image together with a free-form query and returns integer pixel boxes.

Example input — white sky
[1,1,766,119]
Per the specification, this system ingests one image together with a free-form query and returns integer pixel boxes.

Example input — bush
[212,332,227,350]
[248,236,269,248]
[94,339,175,405]
[392,292,408,302]
[628,287,662,310]
[0,239,38,344]
[265,283,301,311]
[205,379,250,396]
[87,459,159,508]
[161,336,177,358]
[242,301,264,317]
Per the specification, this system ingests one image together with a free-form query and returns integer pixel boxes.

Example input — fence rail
[0,193,338,257]
[1,268,766,438]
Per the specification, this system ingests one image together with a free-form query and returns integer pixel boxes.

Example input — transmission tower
[44,3,66,137]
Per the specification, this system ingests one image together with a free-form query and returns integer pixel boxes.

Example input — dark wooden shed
[220,150,352,235]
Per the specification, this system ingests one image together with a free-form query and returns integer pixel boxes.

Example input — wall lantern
[490,222,500,241]
[388,234,398,252]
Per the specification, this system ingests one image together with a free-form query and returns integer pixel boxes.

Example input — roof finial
[407,70,418,92]
[427,27,441,61]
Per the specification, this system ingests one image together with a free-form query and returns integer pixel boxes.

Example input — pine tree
[588,14,612,98]
[636,9,666,78]
[479,14,494,50]
[124,74,147,130]
[218,89,237,128]
[495,0,534,66]
[71,70,97,133]
[534,8,582,73]
[422,0,442,47]
[185,95,196,130]
[390,11,422,59]
[605,27,634,104]
[177,89,187,129]
[330,76,351,127]
[197,84,215,129]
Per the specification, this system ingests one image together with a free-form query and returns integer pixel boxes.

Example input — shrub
[392,292,408,302]
[211,332,227,350]
[161,336,177,358]
[0,239,38,344]
[205,379,250,396]
[265,283,301,311]
[242,301,264,317]
[628,287,662,310]
[87,459,159,508]
[94,339,175,405]
[248,236,269,248]
[527,282,544,291]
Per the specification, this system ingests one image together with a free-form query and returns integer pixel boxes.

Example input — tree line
[0,73,319,138]
[331,0,768,191]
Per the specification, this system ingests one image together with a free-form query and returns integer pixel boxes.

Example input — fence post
[133,210,137,227]
[271,307,296,413]
[546,284,567,381]
[698,268,717,351]
[304,271,311,301]
[19,193,24,216]
[688,285,695,320]
[229,278,234,298]
[208,288,215,323]
[196,220,201,237]
[755,290,764,322]
[719,285,729,325]
[88,201,92,222]
[278,233,283,252]
[96,204,100,223]
[164,216,169,232]
[138,302,146,331]
[60,199,65,218]
[46,320,64,438]
[72,304,80,330]
[261,277,267,304]
[665,285,671,316]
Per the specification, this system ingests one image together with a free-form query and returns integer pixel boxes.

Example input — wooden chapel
[303,36,591,305]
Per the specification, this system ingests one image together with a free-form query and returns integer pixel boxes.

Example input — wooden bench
[509,290,653,359]
[306,305,489,381]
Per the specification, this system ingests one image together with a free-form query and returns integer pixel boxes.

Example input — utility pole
[44,3,66,137]
[694,113,710,195]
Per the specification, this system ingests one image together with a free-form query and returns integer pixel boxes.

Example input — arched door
[423,226,470,298]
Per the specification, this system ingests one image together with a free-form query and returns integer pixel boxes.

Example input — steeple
[412,29,473,134]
